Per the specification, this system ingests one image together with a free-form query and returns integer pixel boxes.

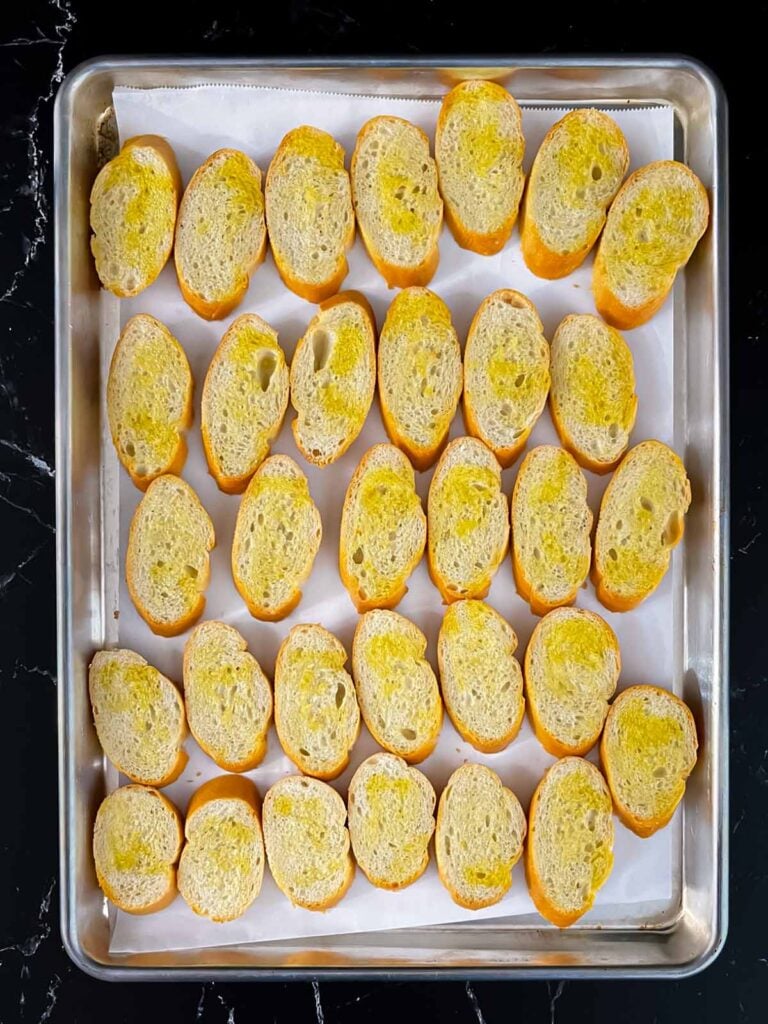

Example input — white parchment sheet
[108,85,677,953]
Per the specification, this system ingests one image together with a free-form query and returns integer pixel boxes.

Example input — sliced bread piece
[592,440,691,612]
[428,436,509,602]
[549,313,637,474]
[520,108,629,279]
[463,290,550,468]
[183,621,272,773]
[600,685,698,837]
[126,475,215,637]
[525,757,614,927]
[263,775,354,910]
[290,291,376,467]
[201,313,289,494]
[231,455,321,621]
[378,287,462,470]
[436,763,526,910]
[435,80,525,255]
[347,752,436,890]
[511,445,592,616]
[437,600,524,753]
[593,160,710,329]
[89,649,188,786]
[352,610,442,763]
[351,116,443,288]
[174,148,266,320]
[265,125,355,302]
[339,443,426,612]
[93,784,183,914]
[90,134,181,297]
[524,607,620,757]
[107,313,193,490]
[274,624,360,780]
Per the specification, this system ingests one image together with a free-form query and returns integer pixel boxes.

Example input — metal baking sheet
[54,57,728,980]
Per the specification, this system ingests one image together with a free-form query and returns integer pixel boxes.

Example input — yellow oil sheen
[551,770,613,893]
[438,465,498,539]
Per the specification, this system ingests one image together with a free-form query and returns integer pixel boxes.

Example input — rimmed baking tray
[54,56,728,980]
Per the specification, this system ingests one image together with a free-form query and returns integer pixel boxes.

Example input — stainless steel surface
[55,57,728,980]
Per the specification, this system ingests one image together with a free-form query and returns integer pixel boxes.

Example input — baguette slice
[428,437,509,602]
[89,649,188,786]
[520,109,629,279]
[592,440,691,612]
[339,443,426,612]
[231,455,321,621]
[290,291,376,467]
[274,624,360,780]
[263,775,354,910]
[437,600,524,753]
[107,314,193,490]
[352,610,442,763]
[177,775,264,922]
[435,80,525,255]
[378,287,462,470]
[351,116,442,288]
[600,685,698,838]
[347,753,436,890]
[524,608,620,757]
[549,314,637,474]
[525,757,614,927]
[183,621,272,772]
[436,763,526,910]
[174,148,266,320]
[126,475,215,637]
[90,135,181,297]
[463,290,550,467]
[201,313,289,494]
[593,160,710,329]
[265,126,355,302]
[93,784,183,914]
[511,445,593,616]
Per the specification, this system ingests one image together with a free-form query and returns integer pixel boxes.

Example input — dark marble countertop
[0,1,764,1021]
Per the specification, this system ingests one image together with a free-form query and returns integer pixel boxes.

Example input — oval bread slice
[89,649,188,786]
[174,148,266,320]
[266,125,355,302]
[177,775,264,922]
[436,80,525,255]
[290,291,376,467]
[593,160,710,329]
[592,440,691,612]
[525,757,614,927]
[339,443,426,612]
[436,763,526,910]
[550,313,637,474]
[93,784,183,914]
[428,436,509,603]
[520,109,629,279]
[263,775,354,910]
[201,313,289,494]
[600,685,698,837]
[126,475,215,637]
[437,600,524,753]
[183,621,272,773]
[511,445,592,616]
[274,624,360,780]
[378,287,462,470]
[90,134,181,297]
[107,314,193,490]
[347,753,436,890]
[351,115,443,288]
[352,610,442,763]
[524,608,620,757]
[231,455,321,621]
[463,290,550,468]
